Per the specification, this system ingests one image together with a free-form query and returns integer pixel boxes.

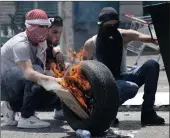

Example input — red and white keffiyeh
[25,9,51,44]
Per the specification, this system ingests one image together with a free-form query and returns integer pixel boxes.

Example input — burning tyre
[51,60,119,136]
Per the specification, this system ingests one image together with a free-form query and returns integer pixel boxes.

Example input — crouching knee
[116,80,139,99]
[144,59,160,71]
[128,82,139,98]
[117,80,139,105]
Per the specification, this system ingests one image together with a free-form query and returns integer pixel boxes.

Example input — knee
[117,80,139,99]
[31,84,45,93]
[128,82,139,98]
[144,60,159,71]
[118,81,139,105]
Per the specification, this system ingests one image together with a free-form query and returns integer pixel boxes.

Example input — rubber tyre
[62,60,119,136]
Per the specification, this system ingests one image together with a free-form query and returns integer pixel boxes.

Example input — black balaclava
[96,7,123,79]
[98,7,120,37]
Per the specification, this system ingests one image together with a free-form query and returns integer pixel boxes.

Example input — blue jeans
[117,59,160,111]
[1,65,61,118]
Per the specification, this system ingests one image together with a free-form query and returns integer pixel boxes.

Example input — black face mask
[103,23,119,37]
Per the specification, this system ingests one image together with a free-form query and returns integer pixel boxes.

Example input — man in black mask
[82,7,165,126]
[95,7,123,79]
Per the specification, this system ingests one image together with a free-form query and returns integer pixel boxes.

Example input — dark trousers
[118,59,160,111]
[1,65,61,118]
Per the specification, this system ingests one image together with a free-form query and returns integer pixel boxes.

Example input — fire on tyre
[50,49,91,110]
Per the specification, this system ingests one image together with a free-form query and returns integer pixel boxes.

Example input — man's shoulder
[91,34,97,39]
[12,32,28,41]
[118,28,134,45]
[84,35,97,48]
[2,32,30,51]
[88,34,97,44]
[5,32,29,47]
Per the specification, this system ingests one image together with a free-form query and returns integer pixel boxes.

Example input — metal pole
[58,2,74,60]
[58,2,65,55]
[33,1,38,9]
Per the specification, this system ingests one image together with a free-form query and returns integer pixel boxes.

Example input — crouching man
[1,9,65,128]
[82,7,165,126]
[45,15,70,119]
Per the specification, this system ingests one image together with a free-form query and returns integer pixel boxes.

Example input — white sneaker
[1,101,18,126]
[17,116,51,128]
[54,109,65,120]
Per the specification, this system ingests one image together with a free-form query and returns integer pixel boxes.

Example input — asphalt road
[1,111,169,138]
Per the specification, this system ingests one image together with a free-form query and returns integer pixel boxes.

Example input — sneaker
[1,101,18,126]
[141,110,165,126]
[54,109,65,120]
[17,116,51,128]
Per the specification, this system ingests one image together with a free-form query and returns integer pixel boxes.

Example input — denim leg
[21,65,48,117]
[21,65,62,118]
[1,67,25,101]
[32,65,61,110]
[121,59,160,111]
[116,80,139,105]
[1,65,61,117]
[1,67,25,111]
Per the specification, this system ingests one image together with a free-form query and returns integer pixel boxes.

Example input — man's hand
[55,52,65,70]
[151,39,159,45]
[55,52,64,63]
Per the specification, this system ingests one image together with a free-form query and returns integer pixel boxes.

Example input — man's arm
[17,61,60,84]
[82,38,95,60]
[13,43,61,90]
[52,46,65,70]
[120,29,158,45]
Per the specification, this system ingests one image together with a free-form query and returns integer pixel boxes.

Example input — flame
[50,48,91,109]
[67,48,84,63]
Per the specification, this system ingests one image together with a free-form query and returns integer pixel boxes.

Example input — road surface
[1,111,169,138]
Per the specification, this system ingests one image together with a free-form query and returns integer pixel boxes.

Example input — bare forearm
[24,70,60,86]
[17,61,62,91]
[122,29,156,44]
[139,34,154,43]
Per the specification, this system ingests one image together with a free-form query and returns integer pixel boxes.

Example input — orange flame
[50,48,91,109]
[67,48,84,63]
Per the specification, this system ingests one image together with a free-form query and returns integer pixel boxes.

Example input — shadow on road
[63,130,134,138]
[113,120,169,130]
[114,120,142,130]
[1,119,169,138]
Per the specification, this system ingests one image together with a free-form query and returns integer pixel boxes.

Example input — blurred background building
[0,1,162,50]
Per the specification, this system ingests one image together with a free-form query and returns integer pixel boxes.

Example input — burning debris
[67,48,84,63]
[50,48,91,110]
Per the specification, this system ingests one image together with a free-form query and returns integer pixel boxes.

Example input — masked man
[1,9,65,128]
[82,7,165,126]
